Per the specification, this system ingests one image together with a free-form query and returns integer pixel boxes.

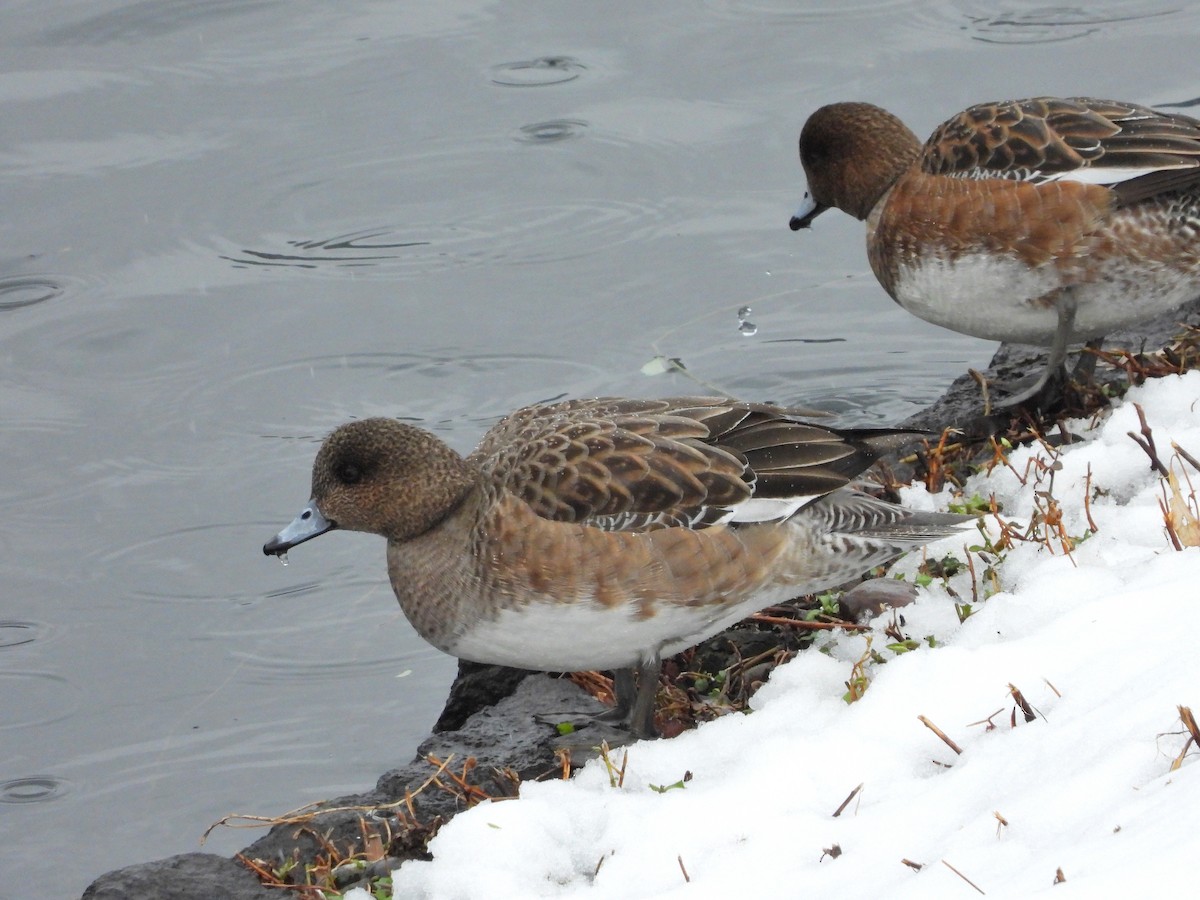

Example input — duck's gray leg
[997,288,1077,409]
[628,655,662,739]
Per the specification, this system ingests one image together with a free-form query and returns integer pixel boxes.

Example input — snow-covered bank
[378,372,1200,899]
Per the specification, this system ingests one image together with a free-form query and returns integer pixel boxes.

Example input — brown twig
[1127,403,1171,477]
[967,709,1005,731]
[918,715,963,755]
[749,613,869,631]
[969,368,991,417]
[832,783,864,818]
[1172,705,1200,771]
[942,859,986,895]
[1082,464,1099,534]
[964,544,980,606]
[1172,441,1200,473]
[1159,492,1185,551]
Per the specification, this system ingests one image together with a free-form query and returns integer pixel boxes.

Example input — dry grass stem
[677,855,691,883]
[203,753,462,843]
[1083,465,1099,533]
[1172,440,1200,473]
[1008,684,1037,724]
[1171,705,1200,771]
[918,715,963,755]
[993,811,1009,837]
[844,639,873,703]
[964,545,980,606]
[749,612,869,632]
[1128,403,1171,477]
[568,670,616,706]
[554,747,572,780]
[832,783,864,818]
[942,859,986,895]
[1159,462,1200,549]
[967,709,1005,732]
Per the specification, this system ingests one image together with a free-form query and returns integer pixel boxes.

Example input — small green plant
[803,591,842,621]
[948,493,991,515]
[649,772,692,793]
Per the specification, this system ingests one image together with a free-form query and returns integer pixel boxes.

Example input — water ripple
[227,650,416,686]
[172,350,613,441]
[37,0,276,46]
[0,275,66,311]
[220,227,430,269]
[906,1,1187,44]
[87,522,371,606]
[515,119,589,144]
[0,775,71,804]
[0,671,81,730]
[489,56,585,87]
[705,0,917,21]
[965,4,1177,43]
[0,621,48,650]
[220,197,670,275]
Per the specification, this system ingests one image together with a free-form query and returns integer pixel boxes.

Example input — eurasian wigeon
[791,97,1200,407]
[264,397,971,738]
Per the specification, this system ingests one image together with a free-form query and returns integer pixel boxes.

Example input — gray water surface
[3,1,1197,895]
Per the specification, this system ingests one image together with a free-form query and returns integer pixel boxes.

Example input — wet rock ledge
[82,302,1200,900]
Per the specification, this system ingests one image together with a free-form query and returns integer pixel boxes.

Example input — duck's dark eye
[336,462,363,485]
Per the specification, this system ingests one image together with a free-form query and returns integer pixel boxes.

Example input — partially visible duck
[264,397,972,738]
[791,97,1200,407]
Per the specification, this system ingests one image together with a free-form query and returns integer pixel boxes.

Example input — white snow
[353,372,1200,900]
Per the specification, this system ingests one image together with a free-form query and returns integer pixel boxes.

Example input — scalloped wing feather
[921,97,1200,199]
[467,397,921,531]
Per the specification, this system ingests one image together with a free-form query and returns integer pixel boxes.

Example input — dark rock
[839,577,919,622]
[433,660,531,732]
[81,853,276,900]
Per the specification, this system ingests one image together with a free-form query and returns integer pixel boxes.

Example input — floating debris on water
[641,355,687,376]
[736,305,757,337]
